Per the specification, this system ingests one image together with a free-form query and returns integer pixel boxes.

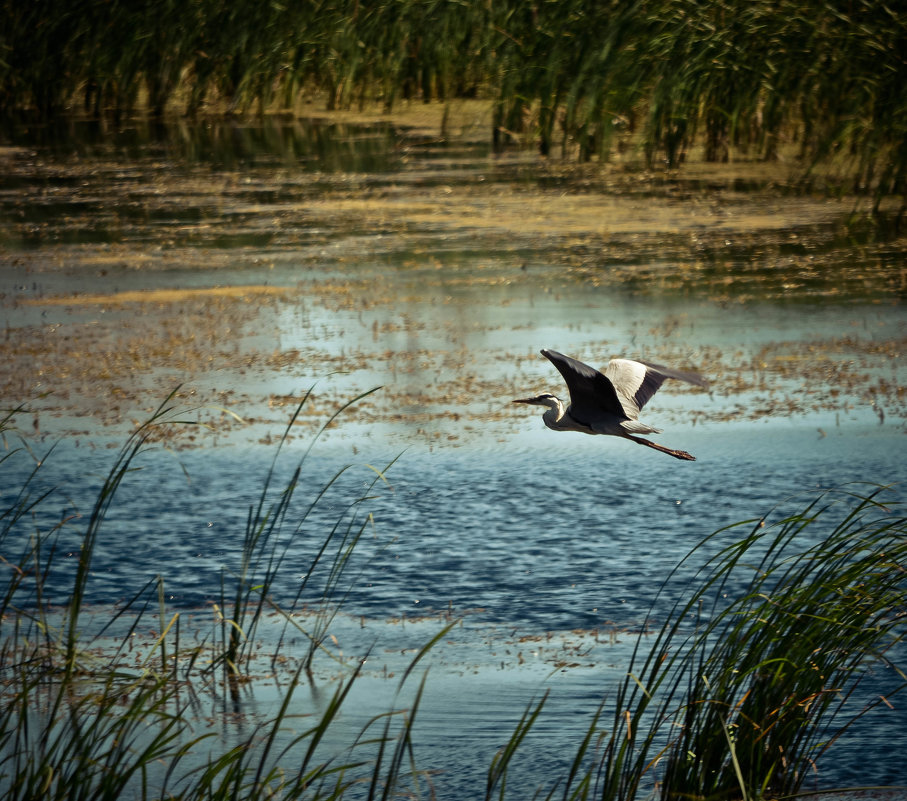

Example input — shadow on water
[1,115,407,171]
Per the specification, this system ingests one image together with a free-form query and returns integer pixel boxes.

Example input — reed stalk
[2,1,903,206]
[589,485,907,800]
[0,389,437,799]
[214,386,387,680]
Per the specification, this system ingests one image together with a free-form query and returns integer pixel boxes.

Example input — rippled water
[7,423,904,621]
[4,420,906,794]
[2,116,906,797]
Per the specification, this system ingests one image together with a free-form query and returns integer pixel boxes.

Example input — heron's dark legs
[625,434,696,461]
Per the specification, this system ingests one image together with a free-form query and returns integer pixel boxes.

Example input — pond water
[1,114,906,798]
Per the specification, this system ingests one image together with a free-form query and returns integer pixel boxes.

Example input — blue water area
[5,421,904,624]
[3,418,905,795]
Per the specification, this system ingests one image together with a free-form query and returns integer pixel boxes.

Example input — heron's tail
[619,420,662,435]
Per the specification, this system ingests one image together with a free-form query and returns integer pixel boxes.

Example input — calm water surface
[2,117,906,797]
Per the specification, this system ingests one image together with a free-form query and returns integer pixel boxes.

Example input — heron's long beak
[513,397,538,405]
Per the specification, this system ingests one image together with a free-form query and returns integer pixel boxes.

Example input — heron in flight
[514,349,708,461]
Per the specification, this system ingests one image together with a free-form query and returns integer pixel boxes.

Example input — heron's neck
[541,397,568,430]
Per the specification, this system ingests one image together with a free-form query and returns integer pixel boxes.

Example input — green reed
[0,390,436,800]
[2,1,903,205]
[213,385,395,681]
[476,486,906,801]
[571,485,907,800]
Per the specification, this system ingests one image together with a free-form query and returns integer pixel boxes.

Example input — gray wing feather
[603,359,650,419]
[605,358,709,418]
[541,349,624,423]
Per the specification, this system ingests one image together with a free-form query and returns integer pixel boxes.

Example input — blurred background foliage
[1,0,905,200]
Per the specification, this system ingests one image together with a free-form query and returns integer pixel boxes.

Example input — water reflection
[1,116,406,171]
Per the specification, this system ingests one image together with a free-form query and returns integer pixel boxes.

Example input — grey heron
[514,349,708,461]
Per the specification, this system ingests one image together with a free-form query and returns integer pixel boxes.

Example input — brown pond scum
[1,122,904,451]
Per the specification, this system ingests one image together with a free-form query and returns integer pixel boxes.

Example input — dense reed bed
[1,394,905,799]
[589,486,907,800]
[2,1,905,204]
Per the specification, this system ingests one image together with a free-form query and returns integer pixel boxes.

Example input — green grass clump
[0,390,445,800]
[586,486,907,800]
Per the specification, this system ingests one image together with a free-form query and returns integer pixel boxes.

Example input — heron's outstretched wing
[605,358,709,419]
[541,349,624,422]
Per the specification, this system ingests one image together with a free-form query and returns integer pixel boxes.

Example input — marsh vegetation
[2,1,906,208]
